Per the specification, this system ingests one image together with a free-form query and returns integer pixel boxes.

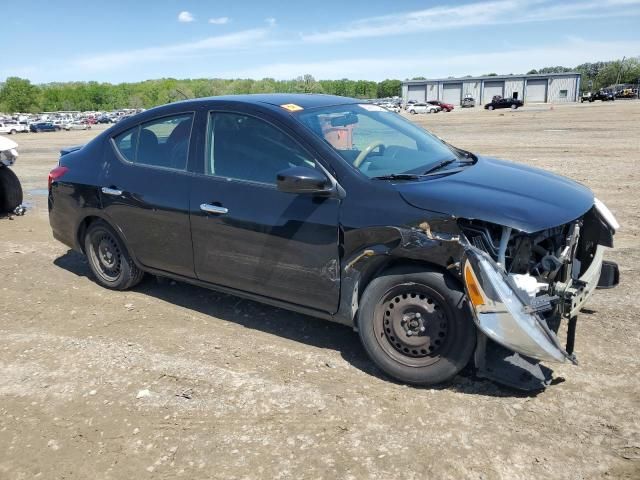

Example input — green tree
[377,79,401,97]
[0,77,40,112]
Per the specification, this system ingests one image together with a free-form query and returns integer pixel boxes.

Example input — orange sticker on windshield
[280,103,304,112]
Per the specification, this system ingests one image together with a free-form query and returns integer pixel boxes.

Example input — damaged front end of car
[459,200,620,390]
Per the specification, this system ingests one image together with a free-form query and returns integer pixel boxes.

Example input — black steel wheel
[84,220,144,290]
[358,266,476,386]
[374,285,453,367]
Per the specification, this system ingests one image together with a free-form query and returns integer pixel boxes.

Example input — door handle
[200,203,228,215]
[101,187,123,196]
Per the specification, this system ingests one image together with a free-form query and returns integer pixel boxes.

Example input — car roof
[174,93,361,110]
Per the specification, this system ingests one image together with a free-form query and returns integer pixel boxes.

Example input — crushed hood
[397,156,594,233]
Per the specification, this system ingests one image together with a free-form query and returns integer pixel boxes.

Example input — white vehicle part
[510,273,548,300]
[464,246,574,364]
[0,137,19,167]
[594,198,619,232]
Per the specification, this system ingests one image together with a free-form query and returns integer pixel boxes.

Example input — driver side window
[206,112,316,185]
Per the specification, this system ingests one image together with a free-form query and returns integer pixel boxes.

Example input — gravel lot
[1,102,638,479]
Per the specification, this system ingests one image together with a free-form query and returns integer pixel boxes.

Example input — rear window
[114,127,137,162]
[112,113,194,170]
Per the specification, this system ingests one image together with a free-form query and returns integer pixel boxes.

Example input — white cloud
[222,38,640,81]
[301,0,640,43]
[73,29,269,71]
[178,11,195,23]
[265,17,277,27]
[209,17,230,25]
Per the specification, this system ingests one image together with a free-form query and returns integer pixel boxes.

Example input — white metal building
[402,72,581,106]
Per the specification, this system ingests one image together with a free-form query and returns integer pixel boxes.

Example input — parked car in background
[30,122,61,132]
[404,100,418,110]
[427,100,454,112]
[0,122,27,134]
[408,102,440,114]
[47,94,620,390]
[484,96,524,110]
[97,115,116,124]
[64,121,91,131]
[381,103,401,112]
[461,96,476,108]
[592,90,615,102]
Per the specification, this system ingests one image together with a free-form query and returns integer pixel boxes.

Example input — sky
[1,0,639,84]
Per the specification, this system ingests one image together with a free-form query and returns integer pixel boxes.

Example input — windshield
[296,104,460,178]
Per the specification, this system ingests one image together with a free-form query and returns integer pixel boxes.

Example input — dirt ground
[1,102,638,479]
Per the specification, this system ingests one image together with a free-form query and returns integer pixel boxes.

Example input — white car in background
[381,103,401,112]
[407,102,441,114]
[0,122,28,134]
[64,121,91,131]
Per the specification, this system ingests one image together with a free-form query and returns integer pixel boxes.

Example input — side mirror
[276,166,332,195]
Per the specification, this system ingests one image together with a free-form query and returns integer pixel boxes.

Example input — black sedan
[484,97,524,110]
[48,94,619,390]
[30,122,61,132]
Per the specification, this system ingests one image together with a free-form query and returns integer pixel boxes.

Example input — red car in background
[428,100,454,112]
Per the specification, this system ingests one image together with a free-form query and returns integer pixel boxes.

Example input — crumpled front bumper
[463,246,582,365]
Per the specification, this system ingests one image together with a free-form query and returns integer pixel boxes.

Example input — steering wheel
[353,141,385,168]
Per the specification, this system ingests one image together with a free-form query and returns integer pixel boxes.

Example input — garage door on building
[442,83,462,105]
[426,83,439,101]
[483,81,504,102]
[407,85,426,103]
[526,79,547,102]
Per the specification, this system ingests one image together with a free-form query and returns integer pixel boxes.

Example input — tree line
[0,75,401,114]
[1,56,638,114]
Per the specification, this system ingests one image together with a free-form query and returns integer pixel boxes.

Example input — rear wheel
[488,105,494,110]
[0,167,23,213]
[84,220,144,290]
[358,266,476,386]
[511,104,517,109]
[10,129,17,135]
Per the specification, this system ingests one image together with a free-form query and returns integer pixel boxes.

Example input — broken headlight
[463,246,573,364]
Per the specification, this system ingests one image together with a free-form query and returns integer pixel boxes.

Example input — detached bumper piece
[475,334,554,391]
[598,260,619,289]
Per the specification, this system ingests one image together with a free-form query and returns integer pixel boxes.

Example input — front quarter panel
[333,182,466,326]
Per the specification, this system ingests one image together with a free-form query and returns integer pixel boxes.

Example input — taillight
[48,166,69,190]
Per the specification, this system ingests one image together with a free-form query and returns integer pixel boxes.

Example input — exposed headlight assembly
[463,246,574,364]
[594,198,619,232]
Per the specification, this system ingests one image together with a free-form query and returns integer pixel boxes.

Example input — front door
[189,111,341,312]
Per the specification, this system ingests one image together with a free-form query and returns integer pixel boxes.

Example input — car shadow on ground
[54,249,542,398]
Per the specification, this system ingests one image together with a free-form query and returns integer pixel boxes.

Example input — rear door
[101,112,195,277]
[189,109,341,312]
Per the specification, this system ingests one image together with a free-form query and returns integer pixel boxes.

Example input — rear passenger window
[206,112,315,184]
[114,127,137,162]
[112,113,194,170]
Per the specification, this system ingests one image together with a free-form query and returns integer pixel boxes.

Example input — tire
[357,266,476,386]
[488,105,494,110]
[0,167,23,213]
[511,104,517,110]
[84,220,144,290]
[10,129,17,135]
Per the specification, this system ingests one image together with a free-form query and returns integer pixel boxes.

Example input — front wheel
[358,266,476,386]
[84,220,144,290]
